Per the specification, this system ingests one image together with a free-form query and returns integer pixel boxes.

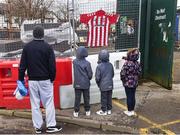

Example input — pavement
[0,81,180,134]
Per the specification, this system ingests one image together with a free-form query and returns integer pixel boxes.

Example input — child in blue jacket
[95,50,114,115]
[73,46,93,117]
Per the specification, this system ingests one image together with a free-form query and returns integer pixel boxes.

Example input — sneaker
[46,126,62,133]
[85,111,91,116]
[73,111,79,117]
[124,110,135,116]
[96,110,107,116]
[107,110,112,115]
[124,110,132,116]
[35,128,42,134]
[130,111,137,116]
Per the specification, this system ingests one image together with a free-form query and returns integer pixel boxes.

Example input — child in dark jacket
[120,48,141,116]
[95,50,114,116]
[73,46,93,117]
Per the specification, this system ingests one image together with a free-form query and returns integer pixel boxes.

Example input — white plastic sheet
[20,20,79,45]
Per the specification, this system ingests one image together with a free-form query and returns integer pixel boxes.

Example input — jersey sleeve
[80,13,92,24]
[109,14,120,24]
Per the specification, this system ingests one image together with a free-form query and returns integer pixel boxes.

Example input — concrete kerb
[56,116,101,129]
[0,109,138,134]
[0,109,14,116]
[13,111,32,119]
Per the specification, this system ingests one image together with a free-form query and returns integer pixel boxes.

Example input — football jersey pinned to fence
[80,10,119,47]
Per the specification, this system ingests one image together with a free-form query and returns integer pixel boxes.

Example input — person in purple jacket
[120,48,141,116]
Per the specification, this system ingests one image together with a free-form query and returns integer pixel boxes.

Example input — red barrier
[54,58,72,108]
[55,58,72,85]
[0,58,72,109]
[0,60,30,109]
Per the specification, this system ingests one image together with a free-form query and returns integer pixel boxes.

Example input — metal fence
[175,13,180,49]
[0,0,141,58]
[116,0,140,50]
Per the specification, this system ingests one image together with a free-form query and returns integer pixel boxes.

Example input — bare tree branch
[4,0,55,27]
[52,2,68,22]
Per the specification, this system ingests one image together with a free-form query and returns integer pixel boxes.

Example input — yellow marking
[112,99,177,135]
[139,128,148,135]
[112,99,127,110]
[145,120,180,135]
[148,120,180,129]
[160,129,176,135]
[112,99,158,126]
[138,115,158,126]
[161,120,180,127]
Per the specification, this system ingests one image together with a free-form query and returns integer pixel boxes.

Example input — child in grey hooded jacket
[95,50,114,115]
[73,46,93,117]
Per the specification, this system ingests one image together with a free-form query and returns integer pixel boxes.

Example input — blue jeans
[125,87,136,111]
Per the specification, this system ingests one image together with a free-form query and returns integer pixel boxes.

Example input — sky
[178,0,180,6]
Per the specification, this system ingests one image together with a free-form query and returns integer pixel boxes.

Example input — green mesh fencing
[116,0,140,50]
[0,0,141,58]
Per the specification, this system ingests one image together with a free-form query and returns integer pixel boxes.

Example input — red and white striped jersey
[80,10,119,47]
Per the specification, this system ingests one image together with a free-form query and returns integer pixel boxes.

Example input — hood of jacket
[33,25,44,39]
[98,50,109,62]
[76,46,88,59]
[127,49,139,61]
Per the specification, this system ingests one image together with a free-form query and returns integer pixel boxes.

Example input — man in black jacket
[19,25,62,134]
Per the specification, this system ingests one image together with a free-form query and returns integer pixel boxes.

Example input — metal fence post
[72,0,76,56]
[68,0,72,56]
[144,0,151,78]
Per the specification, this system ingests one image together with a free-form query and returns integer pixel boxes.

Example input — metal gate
[144,0,177,89]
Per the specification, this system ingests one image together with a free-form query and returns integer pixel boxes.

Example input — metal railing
[0,0,141,59]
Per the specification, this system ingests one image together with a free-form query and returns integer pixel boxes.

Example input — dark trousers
[74,89,90,112]
[101,90,112,112]
[125,87,136,111]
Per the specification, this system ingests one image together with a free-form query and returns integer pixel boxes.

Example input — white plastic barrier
[60,51,127,109]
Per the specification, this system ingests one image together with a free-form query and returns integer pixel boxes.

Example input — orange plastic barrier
[0,58,72,109]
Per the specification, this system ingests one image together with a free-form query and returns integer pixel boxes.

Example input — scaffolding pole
[72,0,76,56]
